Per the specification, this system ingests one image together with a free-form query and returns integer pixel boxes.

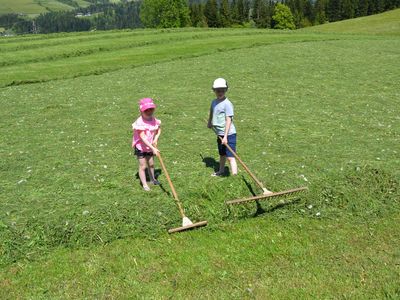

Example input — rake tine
[226,187,308,205]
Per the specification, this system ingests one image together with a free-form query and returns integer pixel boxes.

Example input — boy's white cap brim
[213,78,228,89]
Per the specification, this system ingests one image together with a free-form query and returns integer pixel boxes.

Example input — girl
[132,98,161,191]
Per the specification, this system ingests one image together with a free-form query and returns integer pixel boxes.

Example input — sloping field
[305,8,400,35]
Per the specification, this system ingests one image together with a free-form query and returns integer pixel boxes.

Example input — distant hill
[0,0,90,17]
[303,8,400,35]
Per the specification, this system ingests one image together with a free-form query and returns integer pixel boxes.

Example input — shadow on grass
[158,183,171,197]
[135,168,162,183]
[242,176,266,216]
[200,154,230,176]
[200,154,219,171]
[267,198,301,212]
[135,169,171,196]
[241,176,301,217]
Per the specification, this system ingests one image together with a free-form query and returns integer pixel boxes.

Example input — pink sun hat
[139,98,156,112]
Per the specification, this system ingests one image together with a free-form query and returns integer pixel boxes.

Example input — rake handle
[156,152,185,218]
[217,135,266,190]
[206,119,266,191]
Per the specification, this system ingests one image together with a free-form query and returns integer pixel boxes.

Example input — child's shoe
[152,179,161,185]
[211,171,224,177]
[143,185,151,191]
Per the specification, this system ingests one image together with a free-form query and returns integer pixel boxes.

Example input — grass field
[0,11,399,298]
[0,0,89,17]
[0,29,349,87]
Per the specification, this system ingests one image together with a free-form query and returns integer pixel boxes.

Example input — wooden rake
[156,152,207,233]
[206,121,308,205]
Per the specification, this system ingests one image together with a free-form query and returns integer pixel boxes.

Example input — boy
[207,78,238,176]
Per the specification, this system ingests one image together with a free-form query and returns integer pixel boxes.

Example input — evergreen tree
[253,0,274,28]
[314,0,327,24]
[243,0,251,22]
[341,0,355,19]
[219,0,232,27]
[12,19,34,34]
[368,0,377,14]
[204,0,219,27]
[190,3,199,26]
[237,0,244,22]
[231,0,240,24]
[36,11,91,33]
[252,0,261,20]
[376,0,386,12]
[304,0,315,24]
[327,0,342,21]
[284,0,310,28]
[385,0,400,9]
[356,0,369,16]
[190,3,207,27]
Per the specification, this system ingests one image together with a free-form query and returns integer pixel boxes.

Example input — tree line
[189,0,399,28]
[0,0,399,35]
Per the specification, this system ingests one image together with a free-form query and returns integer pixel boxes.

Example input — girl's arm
[153,127,161,147]
[222,116,232,145]
[139,131,159,154]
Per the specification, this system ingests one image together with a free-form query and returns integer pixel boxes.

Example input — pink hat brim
[140,103,156,112]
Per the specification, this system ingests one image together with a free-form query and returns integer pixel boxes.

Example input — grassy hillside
[0,0,89,17]
[0,16,399,299]
[305,8,400,35]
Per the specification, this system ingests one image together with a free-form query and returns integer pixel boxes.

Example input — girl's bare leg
[146,156,156,182]
[138,157,149,189]
[228,157,238,175]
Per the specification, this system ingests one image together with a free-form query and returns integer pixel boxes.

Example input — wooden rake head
[225,187,308,205]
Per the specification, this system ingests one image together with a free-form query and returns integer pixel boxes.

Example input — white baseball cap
[212,78,228,89]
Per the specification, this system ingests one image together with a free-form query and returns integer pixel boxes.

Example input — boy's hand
[221,136,228,145]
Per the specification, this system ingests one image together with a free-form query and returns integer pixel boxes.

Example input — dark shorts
[134,147,153,158]
[217,134,237,158]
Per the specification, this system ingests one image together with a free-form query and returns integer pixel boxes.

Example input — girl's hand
[221,136,228,145]
[151,146,160,155]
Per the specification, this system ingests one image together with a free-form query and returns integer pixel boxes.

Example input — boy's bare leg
[228,157,238,175]
[138,157,149,189]
[219,155,226,174]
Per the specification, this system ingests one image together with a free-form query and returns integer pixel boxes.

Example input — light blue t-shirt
[211,97,236,136]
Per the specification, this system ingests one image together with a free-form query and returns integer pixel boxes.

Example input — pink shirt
[132,116,161,152]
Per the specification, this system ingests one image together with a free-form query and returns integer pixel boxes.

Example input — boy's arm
[207,105,213,128]
[139,131,159,154]
[153,127,161,147]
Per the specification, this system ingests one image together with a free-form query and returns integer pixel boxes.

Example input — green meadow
[0,10,399,298]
